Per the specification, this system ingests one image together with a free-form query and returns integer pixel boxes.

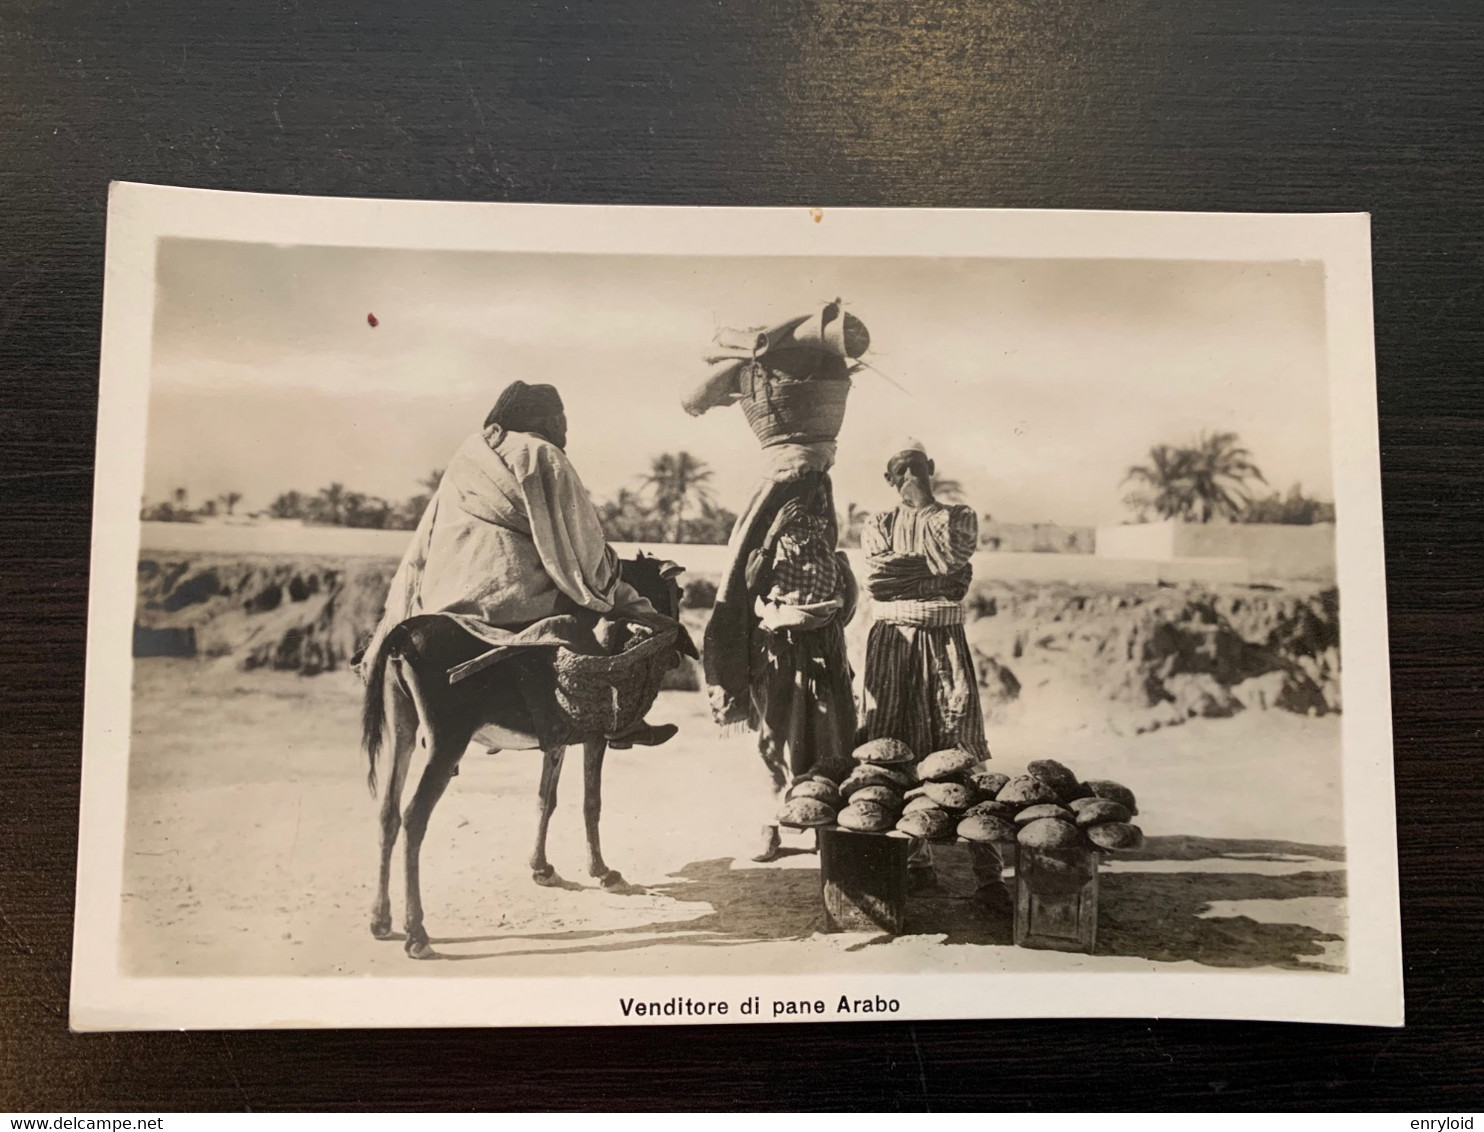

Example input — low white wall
[1096,521,1177,560]
[141,524,1257,587]
[1095,520,1336,583]
[1173,522,1335,583]
[139,521,413,558]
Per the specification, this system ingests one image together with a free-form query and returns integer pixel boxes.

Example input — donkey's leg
[529,745,566,885]
[581,738,625,889]
[401,736,466,960]
[370,668,417,939]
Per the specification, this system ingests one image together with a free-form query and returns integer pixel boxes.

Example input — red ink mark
[367,313,379,328]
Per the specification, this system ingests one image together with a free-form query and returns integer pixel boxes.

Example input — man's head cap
[485,381,564,431]
[887,437,929,466]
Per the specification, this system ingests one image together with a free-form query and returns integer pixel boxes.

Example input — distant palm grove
[140,453,741,544]
[139,434,1334,546]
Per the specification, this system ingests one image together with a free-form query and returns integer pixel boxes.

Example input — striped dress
[860,503,989,760]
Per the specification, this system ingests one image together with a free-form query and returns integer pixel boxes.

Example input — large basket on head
[739,360,852,448]
[553,625,679,734]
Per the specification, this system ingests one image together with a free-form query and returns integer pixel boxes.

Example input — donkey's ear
[657,559,685,580]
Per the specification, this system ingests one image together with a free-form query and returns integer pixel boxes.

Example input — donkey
[359,555,693,959]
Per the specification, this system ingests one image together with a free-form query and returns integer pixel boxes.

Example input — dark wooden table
[3,0,1481,1111]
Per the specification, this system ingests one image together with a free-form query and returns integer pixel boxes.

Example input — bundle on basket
[681,303,872,442]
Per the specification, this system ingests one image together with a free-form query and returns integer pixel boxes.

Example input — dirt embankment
[134,556,397,674]
[133,555,715,685]
[134,555,1340,730]
[962,580,1341,733]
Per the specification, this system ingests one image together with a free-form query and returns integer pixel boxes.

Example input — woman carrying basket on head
[683,302,868,861]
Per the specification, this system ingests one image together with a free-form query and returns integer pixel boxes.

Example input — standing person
[683,302,870,863]
[861,438,1006,909]
[744,481,857,861]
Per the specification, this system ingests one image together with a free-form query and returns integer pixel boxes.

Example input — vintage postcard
[72,184,1401,1029]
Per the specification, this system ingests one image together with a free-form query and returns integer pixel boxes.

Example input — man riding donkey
[358,379,680,752]
[861,438,1012,917]
[683,302,866,862]
[356,381,690,956]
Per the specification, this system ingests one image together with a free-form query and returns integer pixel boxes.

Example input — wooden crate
[818,826,912,934]
[1013,847,1100,954]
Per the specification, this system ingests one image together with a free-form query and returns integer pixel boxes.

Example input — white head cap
[887,436,928,465]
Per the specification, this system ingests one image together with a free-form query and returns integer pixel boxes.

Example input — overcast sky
[145,240,1331,526]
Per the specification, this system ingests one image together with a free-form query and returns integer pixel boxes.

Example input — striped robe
[860,503,989,761]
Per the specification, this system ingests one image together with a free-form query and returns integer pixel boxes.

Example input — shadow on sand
[431,834,1345,970]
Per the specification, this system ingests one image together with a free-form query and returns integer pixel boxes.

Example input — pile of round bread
[776,740,1144,853]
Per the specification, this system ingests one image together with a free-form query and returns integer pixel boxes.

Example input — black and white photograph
[70,185,1400,1030]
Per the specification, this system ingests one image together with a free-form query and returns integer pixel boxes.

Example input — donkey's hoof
[598,870,627,890]
[370,918,394,940]
[532,866,561,887]
[405,935,436,960]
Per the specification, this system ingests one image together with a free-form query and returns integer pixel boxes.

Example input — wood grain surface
[2,0,1481,1112]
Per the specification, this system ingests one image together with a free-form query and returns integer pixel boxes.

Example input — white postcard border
[71,183,1402,1030]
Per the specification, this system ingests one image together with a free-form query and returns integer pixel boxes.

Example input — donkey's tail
[361,636,394,797]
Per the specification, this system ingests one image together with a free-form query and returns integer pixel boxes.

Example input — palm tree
[315,482,348,526]
[219,491,243,517]
[641,452,716,543]
[1123,431,1266,522]
[1122,444,1193,521]
[268,490,306,520]
[930,475,965,504]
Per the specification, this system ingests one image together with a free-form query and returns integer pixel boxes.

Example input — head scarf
[484,381,564,432]
[886,436,929,467]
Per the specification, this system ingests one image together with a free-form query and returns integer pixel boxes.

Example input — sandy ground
[120,658,1346,978]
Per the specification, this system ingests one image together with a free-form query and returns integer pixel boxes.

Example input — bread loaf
[853,738,915,766]
[1086,822,1144,850]
[1013,803,1075,825]
[1026,759,1078,792]
[963,799,1018,822]
[777,796,835,828]
[996,775,1060,807]
[905,781,974,812]
[957,814,1018,843]
[840,764,913,796]
[785,779,842,808]
[896,808,954,840]
[1016,817,1084,850]
[968,770,1011,798]
[1084,779,1139,816]
[849,784,903,812]
[1058,780,1096,804]
[1073,799,1131,827]
[915,748,978,783]
[836,801,893,833]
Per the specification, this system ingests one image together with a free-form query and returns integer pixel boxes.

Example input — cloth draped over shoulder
[689,302,869,729]
[705,470,840,727]
[360,425,654,674]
